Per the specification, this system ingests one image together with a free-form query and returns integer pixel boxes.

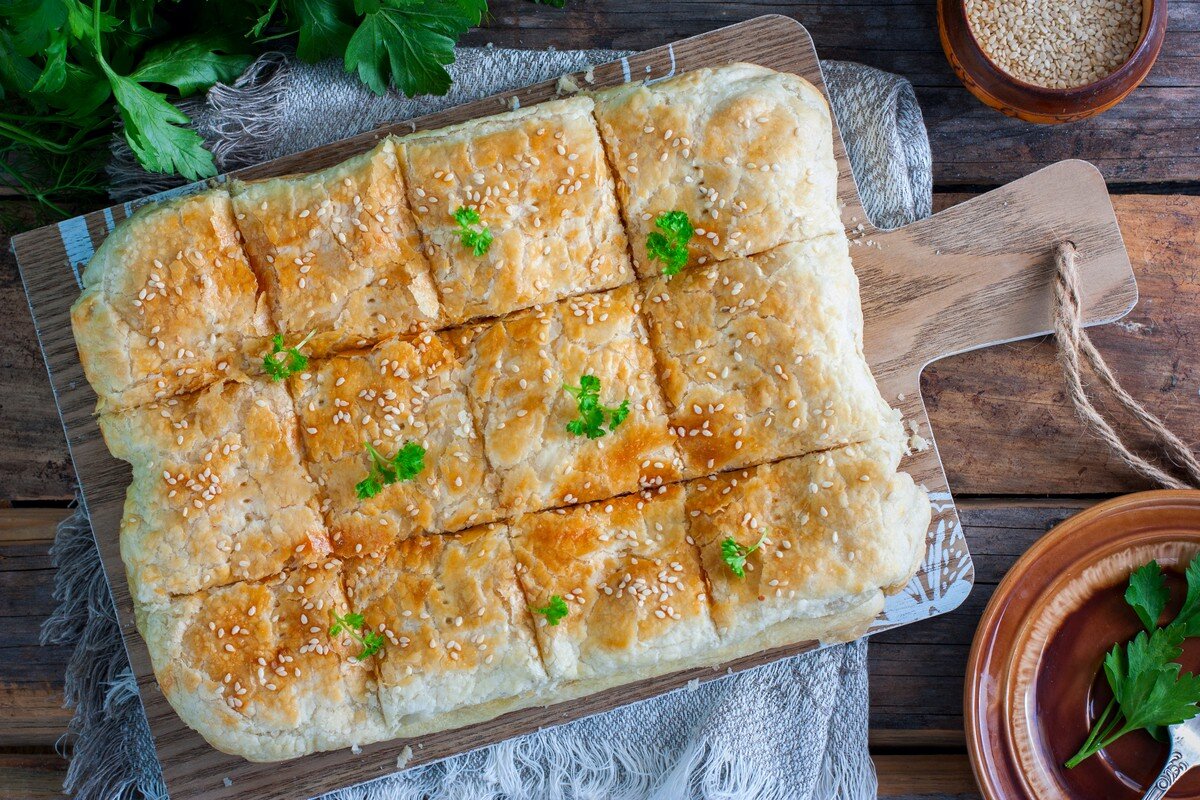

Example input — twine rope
[1053,241,1200,490]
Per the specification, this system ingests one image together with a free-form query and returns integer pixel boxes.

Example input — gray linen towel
[48,45,931,800]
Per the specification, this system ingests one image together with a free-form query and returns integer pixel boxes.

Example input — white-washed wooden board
[11,15,1136,799]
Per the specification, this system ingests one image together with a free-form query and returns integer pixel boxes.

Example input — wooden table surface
[1,2,1197,797]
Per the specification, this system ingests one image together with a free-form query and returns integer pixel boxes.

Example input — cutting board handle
[859,160,1137,387]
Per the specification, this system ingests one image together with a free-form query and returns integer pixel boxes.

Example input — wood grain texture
[467,0,1200,187]
[10,18,994,799]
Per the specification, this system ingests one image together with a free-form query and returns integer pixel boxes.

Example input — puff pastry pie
[232,138,442,354]
[71,190,267,410]
[400,98,634,324]
[99,379,328,605]
[593,64,843,276]
[71,63,932,764]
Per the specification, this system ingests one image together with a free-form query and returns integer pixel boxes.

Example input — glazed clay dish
[967,490,1200,799]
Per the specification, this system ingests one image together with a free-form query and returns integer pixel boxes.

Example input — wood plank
[0,753,69,800]
[926,194,1200,494]
[469,1,1200,188]
[876,755,980,799]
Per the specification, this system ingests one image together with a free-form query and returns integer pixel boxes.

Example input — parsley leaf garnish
[330,611,385,660]
[645,210,694,276]
[1066,553,1200,768]
[720,531,767,578]
[262,331,316,381]
[563,375,630,439]
[452,206,493,255]
[355,440,426,500]
[1126,560,1170,632]
[532,595,569,625]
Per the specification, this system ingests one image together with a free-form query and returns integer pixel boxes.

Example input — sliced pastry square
[510,484,717,686]
[137,559,384,762]
[71,190,268,410]
[593,63,842,277]
[99,379,329,605]
[455,283,681,515]
[231,138,441,354]
[641,238,902,477]
[685,439,930,648]
[289,332,500,559]
[343,523,547,736]
[399,97,633,324]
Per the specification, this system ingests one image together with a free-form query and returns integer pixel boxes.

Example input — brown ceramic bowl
[938,0,1167,124]
[966,491,1200,800]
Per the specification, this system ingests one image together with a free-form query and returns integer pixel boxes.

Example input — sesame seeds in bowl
[938,0,1166,124]
[965,0,1142,90]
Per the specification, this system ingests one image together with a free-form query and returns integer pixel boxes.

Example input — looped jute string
[1053,241,1200,490]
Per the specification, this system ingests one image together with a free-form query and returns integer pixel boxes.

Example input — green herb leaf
[563,374,629,439]
[646,210,694,276]
[1170,554,1200,638]
[720,531,767,578]
[532,595,569,625]
[1126,560,1170,632]
[131,36,253,97]
[355,440,426,499]
[451,205,493,256]
[344,0,485,97]
[262,331,315,381]
[330,610,384,659]
[290,0,356,62]
[105,70,216,180]
[1067,559,1200,768]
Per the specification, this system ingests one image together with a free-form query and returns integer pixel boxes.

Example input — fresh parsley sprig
[720,531,767,578]
[563,375,629,439]
[355,440,426,500]
[532,595,568,625]
[330,611,385,660]
[646,210,694,276]
[1066,555,1200,768]
[262,331,315,381]
[452,206,493,255]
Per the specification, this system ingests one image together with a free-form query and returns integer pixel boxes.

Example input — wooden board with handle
[10,15,1135,799]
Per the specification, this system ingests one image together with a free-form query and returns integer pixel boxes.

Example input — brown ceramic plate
[967,490,1200,799]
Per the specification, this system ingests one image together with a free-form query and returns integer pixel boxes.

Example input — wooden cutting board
[11,15,1136,800]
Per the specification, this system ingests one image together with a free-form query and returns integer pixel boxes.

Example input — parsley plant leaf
[330,610,385,660]
[563,374,629,439]
[452,206,493,255]
[344,0,485,97]
[1170,554,1200,638]
[1126,560,1170,632]
[355,440,426,500]
[290,0,356,62]
[645,210,694,276]
[262,331,315,381]
[720,531,767,578]
[532,595,569,625]
[130,35,253,97]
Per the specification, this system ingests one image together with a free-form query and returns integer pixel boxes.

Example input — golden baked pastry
[685,439,930,649]
[455,283,682,515]
[71,190,268,410]
[400,97,633,325]
[231,138,442,355]
[593,63,842,276]
[641,237,903,477]
[343,524,548,735]
[99,379,328,605]
[288,332,500,559]
[138,559,384,762]
[69,64,931,763]
[509,484,718,687]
